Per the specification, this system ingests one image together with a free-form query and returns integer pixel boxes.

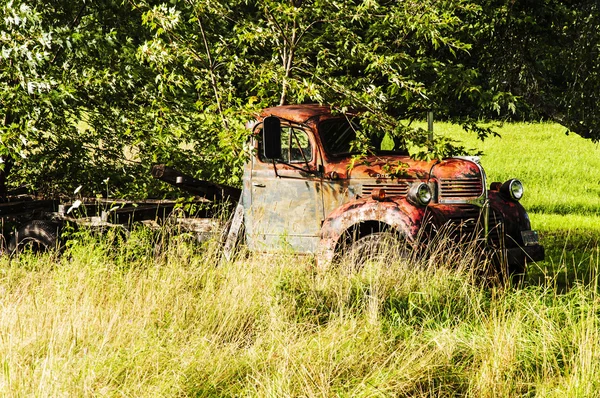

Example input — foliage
[135,0,492,171]
[1,0,156,196]
[461,0,600,140]
[1,0,599,196]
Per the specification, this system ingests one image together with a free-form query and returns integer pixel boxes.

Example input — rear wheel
[8,220,60,255]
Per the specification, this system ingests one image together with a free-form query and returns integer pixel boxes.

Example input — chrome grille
[440,178,483,198]
[361,183,409,197]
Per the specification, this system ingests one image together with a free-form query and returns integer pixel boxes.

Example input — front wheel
[8,220,61,255]
[344,232,412,267]
[496,251,527,286]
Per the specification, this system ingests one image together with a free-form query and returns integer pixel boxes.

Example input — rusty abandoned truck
[3,104,543,278]
[233,104,544,275]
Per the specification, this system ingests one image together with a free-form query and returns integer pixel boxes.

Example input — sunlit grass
[1,230,600,396]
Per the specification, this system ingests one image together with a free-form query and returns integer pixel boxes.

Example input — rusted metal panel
[261,104,333,124]
[431,159,486,205]
[322,155,436,180]
[248,170,322,252]
[487,190,531,248]
[320,180,357,220]
[432,158,482,180]
[426,204,485,244]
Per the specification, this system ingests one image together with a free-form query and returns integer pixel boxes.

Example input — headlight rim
[500,178,524,201]
[408,182,432,206]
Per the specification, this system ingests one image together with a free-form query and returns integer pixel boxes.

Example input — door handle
[252,183,266,188]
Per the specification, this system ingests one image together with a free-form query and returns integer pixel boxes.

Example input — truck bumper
[506,243,545,266]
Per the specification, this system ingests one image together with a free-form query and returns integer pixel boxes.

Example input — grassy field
[1,123,600,396]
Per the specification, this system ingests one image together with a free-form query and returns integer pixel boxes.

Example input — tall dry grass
[0,227,599,396]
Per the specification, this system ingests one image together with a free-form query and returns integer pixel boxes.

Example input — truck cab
[242,104,544,275]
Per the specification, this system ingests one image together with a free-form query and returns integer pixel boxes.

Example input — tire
[500,256,526,286]
[8,220,60,255]
[486,249,526,286]
[344,232,411,268]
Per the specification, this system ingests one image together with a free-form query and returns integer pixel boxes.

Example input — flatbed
[1,166,237,253]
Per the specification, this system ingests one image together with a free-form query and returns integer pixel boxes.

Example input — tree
[1,0,163,196]
[138,0,493,164]
[2,0,599,198]
[455,0,600,141]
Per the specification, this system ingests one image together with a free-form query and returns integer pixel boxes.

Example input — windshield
[318,118,408,157]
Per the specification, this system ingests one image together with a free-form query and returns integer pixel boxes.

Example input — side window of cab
[259,126,313,163]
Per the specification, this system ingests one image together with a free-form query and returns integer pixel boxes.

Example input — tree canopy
[1,0,598,197]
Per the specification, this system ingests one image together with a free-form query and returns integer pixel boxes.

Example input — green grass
[1,230,600,396]
[2,122,600,396]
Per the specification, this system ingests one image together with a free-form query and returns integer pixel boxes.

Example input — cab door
[245,124,323,253]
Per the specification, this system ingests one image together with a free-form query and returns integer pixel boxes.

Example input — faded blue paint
[245,130,324,253]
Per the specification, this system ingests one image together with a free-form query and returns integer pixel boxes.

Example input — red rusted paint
[487,190,531,247]
[426,204,482,222]
[432,158,482,180]
[261,104,334,124]
[324,155,435,180]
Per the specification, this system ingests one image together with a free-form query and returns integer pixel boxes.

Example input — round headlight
[409,183,432,206]
[500,179,524,201]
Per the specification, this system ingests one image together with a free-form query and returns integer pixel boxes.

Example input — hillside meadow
[1,123,600,396]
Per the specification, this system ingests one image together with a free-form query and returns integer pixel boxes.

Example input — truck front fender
[488,191,532,247]
[317,197,427,265]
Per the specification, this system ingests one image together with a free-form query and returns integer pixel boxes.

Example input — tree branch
[187,0,228,130]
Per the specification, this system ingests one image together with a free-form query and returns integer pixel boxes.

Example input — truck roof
[260,104,333,124]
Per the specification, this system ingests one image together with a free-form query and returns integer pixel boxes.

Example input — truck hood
[324,155,483,182]
[324,155,437,180]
